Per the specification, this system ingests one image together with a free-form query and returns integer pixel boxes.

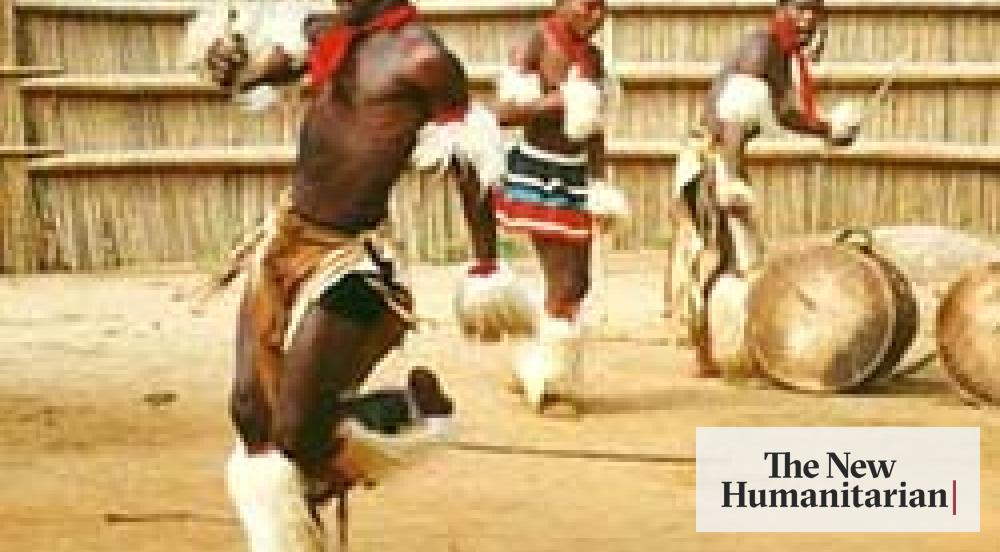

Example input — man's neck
[345,0,408,26]
[549,11,586,41]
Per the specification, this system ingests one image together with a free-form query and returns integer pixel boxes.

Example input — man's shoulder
[397,23,448,56]
[396,23,457,68]
[724,29,778,77]
[738,29,777,56]
[394,23,465,90]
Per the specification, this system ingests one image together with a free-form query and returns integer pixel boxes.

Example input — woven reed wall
[1,1,999,272]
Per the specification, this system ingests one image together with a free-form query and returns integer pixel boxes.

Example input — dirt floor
[1,244,998,552]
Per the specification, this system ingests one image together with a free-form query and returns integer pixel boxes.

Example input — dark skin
[702,0,854,188]
[492,0,607,319]
[687,0,857,376]
[213,0,495,502]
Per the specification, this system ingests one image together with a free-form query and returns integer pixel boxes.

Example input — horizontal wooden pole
[20,73,226,95]
[13,0,198,17]
[27,142,1000,173]
[0,145,62,157]
[0,65,63,77]
[21,62,1000,96]
[13,0,1000,19]
[28,147,294,172]
[614,62,1000,86]
[610,140,1000,165]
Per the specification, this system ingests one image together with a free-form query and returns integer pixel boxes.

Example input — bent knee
[230,381,270,446]
[272,411,336,471]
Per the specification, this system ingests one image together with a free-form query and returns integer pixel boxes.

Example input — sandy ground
[1,247,998,552]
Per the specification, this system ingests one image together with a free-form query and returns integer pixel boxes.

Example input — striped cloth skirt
[494,142,592,242]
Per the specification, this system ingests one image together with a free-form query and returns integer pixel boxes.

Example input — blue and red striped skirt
[494,142,592,242]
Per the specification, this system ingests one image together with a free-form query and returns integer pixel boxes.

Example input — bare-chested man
[202,1,505,550]
[492,0,619,412]
[669,0,860,376]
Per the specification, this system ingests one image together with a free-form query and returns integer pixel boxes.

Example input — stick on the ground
[337,490,349,550]
[445,441,696,465]
[103,511,234,524]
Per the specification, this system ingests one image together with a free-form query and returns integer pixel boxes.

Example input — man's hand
[205,35,248,87]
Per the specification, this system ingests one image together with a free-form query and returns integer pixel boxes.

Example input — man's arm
[405,36,497,264]
[491,30,566,127]
[774,94,831,138]
[586,131,607,179]
[238,46,308,91]
[584,44,608,180]
[205,39,307,91]
[713,33,773,183]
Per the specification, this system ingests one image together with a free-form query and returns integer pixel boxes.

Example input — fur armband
[829,100,861,140]
[716,74,778,131]
[496,66,543,105]
[561,66,605,141]
[586,179,630,224]
[411,103,508,188]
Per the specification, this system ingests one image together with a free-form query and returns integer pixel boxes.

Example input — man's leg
[690,172,726,377]
[227,276,408,552]
[721,207,759,276]
[694,198,759,379]
[279,274,410,483]
[513,235,590,411]
[666,187,702,325]
[533,235,591,319]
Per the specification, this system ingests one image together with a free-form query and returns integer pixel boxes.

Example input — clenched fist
[205,34,249,87]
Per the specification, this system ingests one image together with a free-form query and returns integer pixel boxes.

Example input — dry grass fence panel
[28,166,289,270]
[21,83,303,152]
[1,2,15,65]
[0,157,40,272]
[14,1,1000,72]
[0,76,25,145]
[17,164,497,271]
[4,1,1000,272]
[611,6,1000,63]
[14,151,999,271]
[20,66,1000,155]
[17,11,188,73]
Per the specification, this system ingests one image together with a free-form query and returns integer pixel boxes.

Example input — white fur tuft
[586,179,630,226]
[340,416,453,484]
[716,74,778,131]
[829,100,862,141]
[707,274,752,377]
[455,261,539,340]
[232,1,315,62]
[180,2,231,70]
[514,315,583,409]
[560,66,604,142]
[495,66,543,105]
[225,445,324,552]
[715,176,755,209]
[411,103,508,189]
